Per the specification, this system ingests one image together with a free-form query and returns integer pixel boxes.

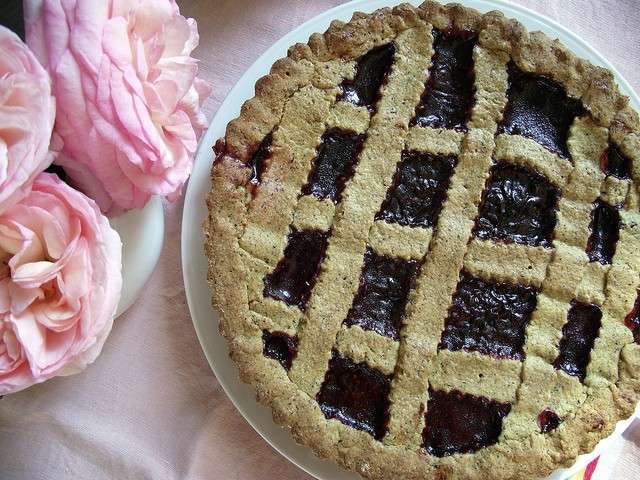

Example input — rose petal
[0,26,55,215]
[26,0,210,216]
[11,307,78,376]
[8,282,43,315]
[0,280,10,313]
[0,173,122,394]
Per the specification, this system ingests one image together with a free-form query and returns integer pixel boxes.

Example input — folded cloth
[588,418,640,480]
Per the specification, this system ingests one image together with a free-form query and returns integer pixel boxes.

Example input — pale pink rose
[26,0,212,216]
[0,25,56,214]
[0,173,122,394]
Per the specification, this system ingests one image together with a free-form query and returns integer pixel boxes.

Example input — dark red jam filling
[538,408,561,434]
[422,388,511,457]
[340,43,396,110]
[302,129,365,202]
[344,249,419,340]
[499,62,584,159]
[412,28,478,131]
[263,229,328,308]
[601,143,632,180]
[473,162,559,248]
[317,353,391,440]
[262,331,298,370]
[586,200,620,265]
[247,132,273,187]
[624,291,640,344]
[439,270,538,361]
[376,150,458,228]
[553,301,602,381]
[412,28,478,130]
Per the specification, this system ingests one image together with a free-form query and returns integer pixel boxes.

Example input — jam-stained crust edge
[204,2,640,480]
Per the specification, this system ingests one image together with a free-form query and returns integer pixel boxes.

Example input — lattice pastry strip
[494,134,572,189]
[368,220,433,260]
[320,21,510,450]
[312,18,517,446]
[385,130,499,447]
[327,101,371,134]
[385,28,511,448]
[429,349,521,403]
[290,25,434,397]
[335,325,399,375]
[290,96,373,232]
[405,126,464,156]
[601,175,630,207]
[236,57,358,264]
[588,209,640,386]
[503,120,605,429]
[315,243,420,443]
[606,125,640,209]
[463,239,552,288]
[236,249,303,335]
[468,45,509,129]
[500,115,637,443]
[246,72,382,392]
[239,85,338,265]
[291,195,336,232]
[244,62,373,329]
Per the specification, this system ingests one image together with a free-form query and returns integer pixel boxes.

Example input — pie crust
[204,2,640,479]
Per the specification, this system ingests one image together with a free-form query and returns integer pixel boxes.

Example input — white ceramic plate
[182,1,640,479]
[112,196,164,317]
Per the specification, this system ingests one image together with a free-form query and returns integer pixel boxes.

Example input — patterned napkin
[567,458,599,480]
[566,417,640,479]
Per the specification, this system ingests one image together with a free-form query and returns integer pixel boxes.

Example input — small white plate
[182,1,640,479]
[112,196,164,317]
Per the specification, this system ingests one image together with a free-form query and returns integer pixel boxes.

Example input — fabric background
[1,1,639,479]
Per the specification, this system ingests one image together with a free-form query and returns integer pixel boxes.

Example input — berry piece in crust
[538,408,562,434]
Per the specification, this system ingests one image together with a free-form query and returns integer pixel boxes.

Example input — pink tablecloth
[1,1,639,479]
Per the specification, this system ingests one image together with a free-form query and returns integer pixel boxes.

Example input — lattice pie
[204,2,640,478]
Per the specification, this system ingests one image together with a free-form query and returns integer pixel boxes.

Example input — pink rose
[26,0,212,216]
[0,173,122,394]
[0,25,55,214]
